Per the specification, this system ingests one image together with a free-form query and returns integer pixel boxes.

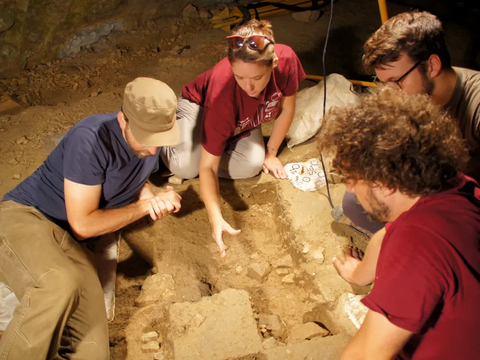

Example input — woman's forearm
[199,148,223,223]
[267,94,296,151]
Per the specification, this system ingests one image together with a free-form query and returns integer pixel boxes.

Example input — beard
[364,187,390,224]
[421,71,434,96]
[125,127,150,159]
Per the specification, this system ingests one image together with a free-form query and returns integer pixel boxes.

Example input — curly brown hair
[318,89,469,196]
[227,19,278,67]
[363,11,451,73]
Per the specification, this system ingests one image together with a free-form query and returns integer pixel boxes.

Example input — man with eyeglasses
[332,11,480,291]
[334,11,480,238]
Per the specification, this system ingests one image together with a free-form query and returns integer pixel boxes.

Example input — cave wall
[0,0,228,78]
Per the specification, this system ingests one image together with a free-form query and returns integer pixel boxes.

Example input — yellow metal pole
[378,0,389,24]
[305,75,378,88]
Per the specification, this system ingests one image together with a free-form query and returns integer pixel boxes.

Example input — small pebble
[141,331,159,343]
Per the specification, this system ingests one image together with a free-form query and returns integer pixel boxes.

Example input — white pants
[161,97,266,180]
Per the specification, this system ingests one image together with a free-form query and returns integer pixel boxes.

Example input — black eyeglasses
[375,59,423,90]
[226,35,274,51]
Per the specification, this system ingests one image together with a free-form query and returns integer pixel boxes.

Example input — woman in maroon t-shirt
[161,20,305,257]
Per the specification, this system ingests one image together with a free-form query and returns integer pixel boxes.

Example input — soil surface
[1,1,478,359]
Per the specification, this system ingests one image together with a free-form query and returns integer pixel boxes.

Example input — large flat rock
[167,288,262,360]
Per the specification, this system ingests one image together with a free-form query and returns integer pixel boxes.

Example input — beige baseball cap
[122,77,179,147]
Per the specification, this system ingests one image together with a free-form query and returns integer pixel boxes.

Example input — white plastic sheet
[284,158,326,191]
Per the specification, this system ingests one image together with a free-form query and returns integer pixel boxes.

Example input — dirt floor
[1,1,478,359]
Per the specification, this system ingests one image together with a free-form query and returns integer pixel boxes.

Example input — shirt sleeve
[278,48,306,97]
[200,61,238,157]
[63,127,107,185]
[361,225,448,333]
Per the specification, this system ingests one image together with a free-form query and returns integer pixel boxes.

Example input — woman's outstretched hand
[211,217,241,257]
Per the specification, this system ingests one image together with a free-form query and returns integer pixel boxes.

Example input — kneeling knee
[174,166,199,180]
[342,191,359,219]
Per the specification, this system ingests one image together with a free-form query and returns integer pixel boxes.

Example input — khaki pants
[161,97,266,180]
[0,201,109,360]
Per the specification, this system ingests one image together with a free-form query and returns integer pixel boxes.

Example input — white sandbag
[286,74,360,148]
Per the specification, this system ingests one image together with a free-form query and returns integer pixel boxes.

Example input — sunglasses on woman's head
[226,35,274,51]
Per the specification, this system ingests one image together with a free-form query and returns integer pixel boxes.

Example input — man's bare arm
[333,227,385,286]
[65,179,181,240]
[340,310,413,360]
[199,147,241,257]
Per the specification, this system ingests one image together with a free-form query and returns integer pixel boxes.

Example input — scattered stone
[309,293,326,304]
[281,274,295,284]
[90,91,99,97]
[142,341,160,353]
[199,9,212,19]
[274,254,294,268]
[247,260,271,282]
[135,273,176,307]
[258,314,281,330]
[168,175,184,185]
[142,331,159,343]
[262,337,278,350]
[170,45,183,55]
[15,136,28,145]
[258,314,284,338]
[0,95,22,115]
[0,127,6,132]
[168,289,262,359]
[0,116,10,123]
[182,4,198,18]
[302,243,310,254]
[7,159,18,165]
[275,268,289,275]
[250,252,259,260]
[12,174,20,180]
[154,351,165,360]
[288,322,329,344]
[312,247,325,263]
[72,82,79,91]
[170,24,179,34]
[235,265,243,274]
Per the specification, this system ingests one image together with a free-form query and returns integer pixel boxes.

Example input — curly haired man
[319,89,480,360]
[320,89,480,359]
[341,11,480,234]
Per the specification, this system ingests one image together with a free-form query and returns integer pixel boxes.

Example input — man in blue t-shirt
[0,77,182,360]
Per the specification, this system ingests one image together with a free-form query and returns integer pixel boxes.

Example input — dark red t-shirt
[182,44,306,156]
[362,175,480,360]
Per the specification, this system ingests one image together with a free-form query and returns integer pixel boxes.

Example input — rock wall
[0,0,227,78]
